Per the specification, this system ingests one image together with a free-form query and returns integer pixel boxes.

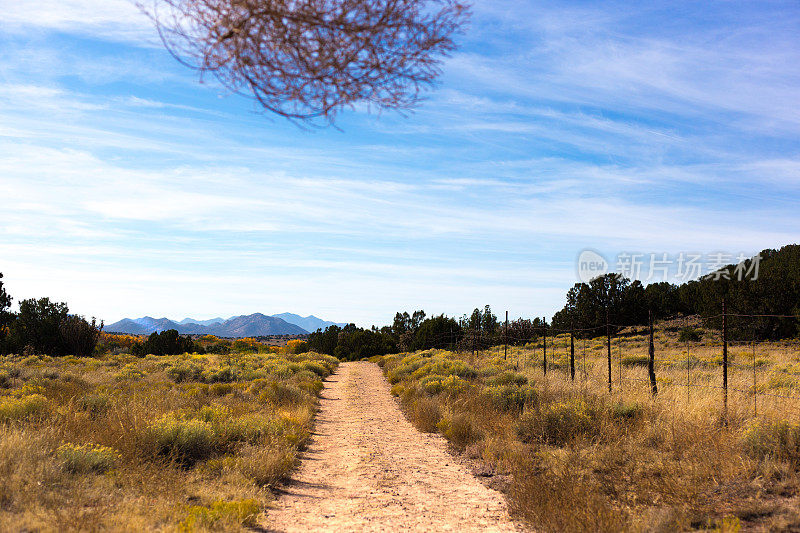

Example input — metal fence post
[504,311,508,361]
[583,337,587,382]
[606,308,612,393]
[752,325,757,417]
[722,298,728,423]
[686,317,690,405]
[570,328,575,381]
[542,317,547,376]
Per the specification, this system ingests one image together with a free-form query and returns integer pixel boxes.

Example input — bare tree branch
[138,0,470,125]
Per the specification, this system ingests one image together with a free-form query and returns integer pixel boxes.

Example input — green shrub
[611,401,645,420]
[180,499,260,531]
[57,443,119,474]
[517,400,596,446]
[678,327,703,342]
[419,374,448,395]
[387,354,430,383]
[236,444,296,487]
[195,405,230,423]
[76,393,111,417]
[166,361,204,383]
[0,394,50,422]
[300,360,329,377]
[209,383,234,396]
[202,366,238,383]
[296,376,324,396]
[411,358,476,381]
[620,355,650,367]
[219,415,281,446]
[276,415,310,448]
[262,363,293,380]
[0,370,11,389]
[307,353,338,372]
[147,415,217,465]
[744,420,800,466]
[482,384,537,412]
[256,381,307,406]
[407,396,441,433]
[437,412,481,449]
[762,374,798,391]
[114,363,144,381]
[419,374,468,396]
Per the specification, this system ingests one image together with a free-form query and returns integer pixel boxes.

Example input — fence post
[542,317,547,376]
[471,328,476,365]
[619,330,623,391]
[606,308,612,393]
[752,324,757,417]
[570,328,575,381]
[686,316,690,405]
[649,310,657,396]
[583,337,587,382]
[722,298,728,423]
[504,311,508,361]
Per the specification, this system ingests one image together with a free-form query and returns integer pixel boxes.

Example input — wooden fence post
[649,310,657,396]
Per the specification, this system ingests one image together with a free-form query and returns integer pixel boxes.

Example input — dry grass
[0,349,337,531]
[380,328,800,532]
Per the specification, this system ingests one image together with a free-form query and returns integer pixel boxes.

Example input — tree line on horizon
[312,244,800,360]
[0,274,102,357]
[551,244,800,340]
[307,307,488,361]
[308,305,552,361]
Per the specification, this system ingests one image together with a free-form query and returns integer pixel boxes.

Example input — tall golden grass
[0,349,336,531]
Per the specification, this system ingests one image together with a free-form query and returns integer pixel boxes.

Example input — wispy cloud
[0,0,154,43]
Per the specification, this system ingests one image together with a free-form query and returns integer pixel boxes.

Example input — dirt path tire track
[265,361,521,532]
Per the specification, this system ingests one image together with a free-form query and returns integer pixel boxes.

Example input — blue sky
[1,0,798,326]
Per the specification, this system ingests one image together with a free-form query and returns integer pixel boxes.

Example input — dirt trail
[265,361,521,532]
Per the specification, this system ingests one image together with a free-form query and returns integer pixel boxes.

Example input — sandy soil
[265,361,522,532]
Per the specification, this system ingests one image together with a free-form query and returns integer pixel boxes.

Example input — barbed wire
[392,310,800,418]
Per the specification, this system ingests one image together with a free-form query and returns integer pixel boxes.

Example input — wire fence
[412,303,800,422]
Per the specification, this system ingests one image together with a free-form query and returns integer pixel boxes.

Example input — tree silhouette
[0,274,12,351]
[139,0,470,124]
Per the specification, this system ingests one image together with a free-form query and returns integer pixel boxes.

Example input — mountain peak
[107,312,340,337]
[106,312,346,337]
[271,313,346,333]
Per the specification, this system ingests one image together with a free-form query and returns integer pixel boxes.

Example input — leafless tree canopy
[140,0,470,123]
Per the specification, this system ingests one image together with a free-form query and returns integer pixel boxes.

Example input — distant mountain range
[106,313,346,337]
[271,313,345,333]
[179,317,225,326]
